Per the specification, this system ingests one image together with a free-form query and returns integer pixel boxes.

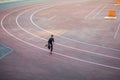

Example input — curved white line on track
[20,7,120,60]
[16,6,120,60]
[1,2,120,70]
[16,4,120,69]
[30,6,120,52]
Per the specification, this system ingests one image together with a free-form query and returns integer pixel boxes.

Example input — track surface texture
[0,0,120,80]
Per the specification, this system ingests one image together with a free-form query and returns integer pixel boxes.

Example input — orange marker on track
[115,0,120,5]
[104,10,117,20]
[109,10,116,17]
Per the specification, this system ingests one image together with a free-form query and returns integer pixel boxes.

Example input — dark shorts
[48,43,53,52]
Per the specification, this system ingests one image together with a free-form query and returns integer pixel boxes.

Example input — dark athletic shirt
[48,38,54,44]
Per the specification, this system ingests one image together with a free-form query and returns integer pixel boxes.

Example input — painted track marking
[84,4,103,19]
[48,15,56,21]
[114,23,120,39]
[92,5,107,19]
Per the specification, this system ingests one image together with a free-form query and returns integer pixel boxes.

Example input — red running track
[0,0,120,80]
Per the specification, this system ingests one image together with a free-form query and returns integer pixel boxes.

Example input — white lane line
[84,4,103,19]
[16,6,55,39]
[1,2,120,70]
[48,15,56,21]
[2,11,120,70]
[16,8,120,60]
[114,23,120,39]
[31,6,120,52]
[16,7,120,60]
[92,5,107,19]
[1,15,120,70]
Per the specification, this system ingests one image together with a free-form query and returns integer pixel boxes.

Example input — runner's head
[51,35,54,38]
